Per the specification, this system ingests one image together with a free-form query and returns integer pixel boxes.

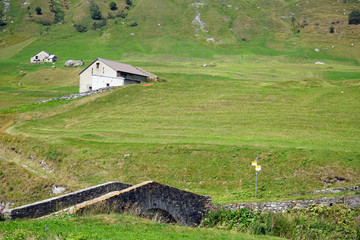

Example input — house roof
[79,58,148,77]
[32,51,52,58]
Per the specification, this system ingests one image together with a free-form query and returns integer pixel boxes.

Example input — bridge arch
[139,208,177,224]
[5,181,212,226]
[74,181,212,226]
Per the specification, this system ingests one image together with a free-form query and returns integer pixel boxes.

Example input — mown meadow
[0,0,360,238]
[1,56,359,205]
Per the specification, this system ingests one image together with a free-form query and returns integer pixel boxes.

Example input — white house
[79,58,156,93]
[30,51,57,63]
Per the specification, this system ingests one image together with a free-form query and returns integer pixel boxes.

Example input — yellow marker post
[251,157,261,197]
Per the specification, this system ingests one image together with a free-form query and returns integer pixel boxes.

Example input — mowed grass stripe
[11,77,360,151]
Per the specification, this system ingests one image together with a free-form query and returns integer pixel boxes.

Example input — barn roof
[79,58,148,77]
[31,51,52,58]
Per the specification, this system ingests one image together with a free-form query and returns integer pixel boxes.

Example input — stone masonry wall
[4,182,132,219]
[35,87,114,104]
[69,181,212,227]
[224,195,360,213]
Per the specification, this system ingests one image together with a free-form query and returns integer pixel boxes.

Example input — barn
[79,58,156,93]
[30,51,57,63]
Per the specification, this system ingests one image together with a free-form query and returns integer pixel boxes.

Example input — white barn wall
[92,74,125,90]
[80,59,117,93]
[79,58,149,93]
[79,67,93,93]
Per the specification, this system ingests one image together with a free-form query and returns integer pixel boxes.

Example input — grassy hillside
[0,214,282,239]
[0,57,359,206]
[0,0,359,222]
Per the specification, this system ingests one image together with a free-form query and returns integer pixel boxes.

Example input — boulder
[65,60,84,67]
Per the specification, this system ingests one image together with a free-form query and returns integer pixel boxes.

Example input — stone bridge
[4,181,212,227]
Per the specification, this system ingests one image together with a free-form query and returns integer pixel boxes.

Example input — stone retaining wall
[289,185,360,196]
[308,185,360,195]
[35,87,113,104]
[224,195,360,213]
[4,181,131,219]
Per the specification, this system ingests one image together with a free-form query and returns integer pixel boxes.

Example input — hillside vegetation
[0,214,282,239]
[0,0,359,211]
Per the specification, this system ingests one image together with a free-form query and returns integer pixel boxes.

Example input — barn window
[96,63,100,68]
[89,86,92,90]
[106,83,110,87]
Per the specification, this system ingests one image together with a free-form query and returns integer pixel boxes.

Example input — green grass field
[0,0,360,238]
[1,57,359,205]
[0,214,281,240]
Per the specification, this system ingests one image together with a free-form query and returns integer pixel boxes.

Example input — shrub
[53,8,64,23]
[108,13,115,19]
[126,0,132,6]
[50,0,64,23]
[117,11,127,18]
[35,7,42,15]
[0,12,6,26]
[92,19,107,29]
[46,146,65,162]
[357,216,360,240]
[36,18,52,26]
[128,21,137,27]
[0,207,5,221]
[349,9,360,25]
[201,207,262,231]
[90,1,102,20]
[74,24,87,32]
[329,26,335,33]
[201,205,360,239]
[109,2,117,10]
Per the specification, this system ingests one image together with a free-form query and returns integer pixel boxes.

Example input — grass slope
[0,0,359,223]
[0,214,282,240]
[1,58,359,205]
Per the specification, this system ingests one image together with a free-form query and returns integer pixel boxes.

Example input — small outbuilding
[79,58,157,93]
[30,51,57,64]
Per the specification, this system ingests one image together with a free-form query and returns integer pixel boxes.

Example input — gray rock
[65,60,84,67]
[52,185,66,195]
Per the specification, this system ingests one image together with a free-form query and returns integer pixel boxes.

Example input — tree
[35,7,42,15]
[90,1,102,20]
[126,0,132,6]
[75,24,87,32]
[348,9,360,25]
[0,11,6,26]
[109,2,117,10]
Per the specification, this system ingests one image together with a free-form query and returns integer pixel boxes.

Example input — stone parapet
[4,182,131,219]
